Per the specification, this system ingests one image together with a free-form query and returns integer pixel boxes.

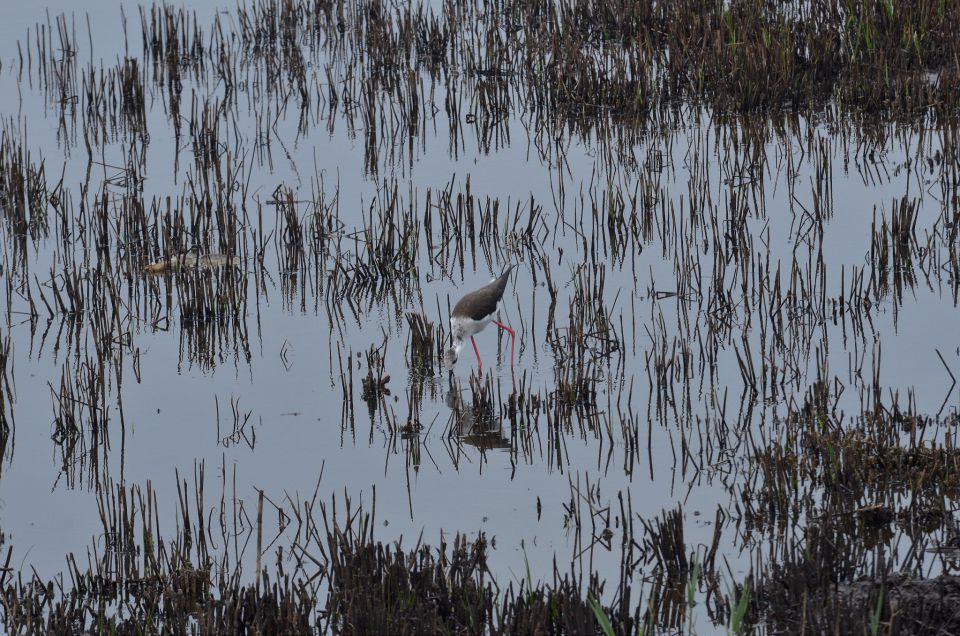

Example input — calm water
[0,1,958,630]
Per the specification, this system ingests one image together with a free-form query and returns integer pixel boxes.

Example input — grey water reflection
[0,0,959,632]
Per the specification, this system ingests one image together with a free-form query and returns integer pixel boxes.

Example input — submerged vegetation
[1,0,960,633]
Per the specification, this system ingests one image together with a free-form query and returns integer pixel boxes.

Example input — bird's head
[444,342,462,370]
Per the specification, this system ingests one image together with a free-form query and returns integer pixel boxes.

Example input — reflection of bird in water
[444,266,516,371]
[444,387,511,452]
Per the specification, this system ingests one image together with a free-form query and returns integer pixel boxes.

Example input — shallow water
[0,1,959,631]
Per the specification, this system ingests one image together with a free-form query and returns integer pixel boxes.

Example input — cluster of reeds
[732,379,960,632]
[0,471,657,634]
[204,0,960,123]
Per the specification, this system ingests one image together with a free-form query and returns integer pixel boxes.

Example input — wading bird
[444,265,515,370]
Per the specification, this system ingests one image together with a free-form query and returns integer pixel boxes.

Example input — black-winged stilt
[444,265,515,370]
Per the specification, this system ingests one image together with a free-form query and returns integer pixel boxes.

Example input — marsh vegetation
[1,0,960,633]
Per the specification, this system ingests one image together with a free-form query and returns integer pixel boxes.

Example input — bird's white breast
[451,314,492,340]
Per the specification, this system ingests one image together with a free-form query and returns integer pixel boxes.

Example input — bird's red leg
[471,336,482,369]
[492,321,515,367]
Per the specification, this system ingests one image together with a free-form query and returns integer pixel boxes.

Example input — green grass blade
[588,593,616,636]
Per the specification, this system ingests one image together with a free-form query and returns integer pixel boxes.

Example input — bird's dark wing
[452,265,514,320]
[488,264,513,298]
